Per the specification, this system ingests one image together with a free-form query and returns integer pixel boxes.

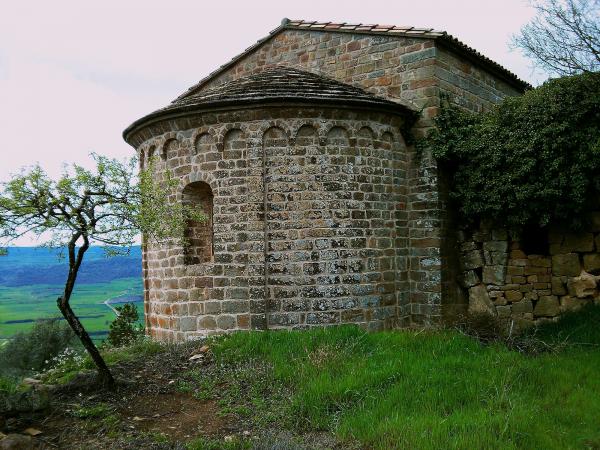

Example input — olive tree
[513,0,600,75]
[0,154,204,385]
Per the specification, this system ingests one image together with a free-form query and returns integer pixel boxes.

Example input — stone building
[123,19,530,341]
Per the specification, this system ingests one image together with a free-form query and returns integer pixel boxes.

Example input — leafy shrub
[107,303,142,347]
[0,320,79,377]
[426,72,600,231]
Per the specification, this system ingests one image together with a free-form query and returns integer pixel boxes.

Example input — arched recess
[163,138,179,161]
[194,132,213,155]
[295,124,319,147]
[357,126,375,147]
[326,126,350,146]
[379,131,395,151]
[182,181,214,265]
[139,149,145,170]
[222,128,244,159]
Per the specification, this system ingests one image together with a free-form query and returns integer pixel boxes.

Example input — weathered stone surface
[463,249,484,270]
[505,290,523,302]
[533,295,560,317]
[496,305,511,318]
[468,284,497,316]
[583,254,600,273]
[596,234,600,252]
[552,253,581,277]
[560,295,590,312]
[512,300,533,314]
[567,271,599,298]
[483,241,508,265]
[551,277,567,296]
[483,265,506,285]
[0,434,33,450]
[560,233,595,252]
[461,270,480,288]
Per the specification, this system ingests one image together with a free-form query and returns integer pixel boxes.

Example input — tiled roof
[176,18,531,101]
[123,67,413,140]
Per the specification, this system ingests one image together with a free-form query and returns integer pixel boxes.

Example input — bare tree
[0,155,204,385]
[513,0,600,75]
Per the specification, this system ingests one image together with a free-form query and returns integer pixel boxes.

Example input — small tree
[0,155,205,385]
[513,0,600,75]
[107,303,141,347]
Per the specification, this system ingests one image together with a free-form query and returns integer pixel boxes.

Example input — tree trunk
[57,296,115,386]
[57,236,115,386]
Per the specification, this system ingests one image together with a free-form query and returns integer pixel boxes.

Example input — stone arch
[182,181,214,265]
[356,126,375,147]
[162,136,179,161]
[257,120,292,144]
[325,125,350,146]
[222,128,245,159]
[147,144,156,161]
[378,130,395,150]
[294,123,319,147]
[262,126,288,147]
[193,131,214,155]
[179,171,219,199]
[139,148,145,169]
[215,125,246,151]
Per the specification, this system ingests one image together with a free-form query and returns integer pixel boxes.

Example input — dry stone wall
[459,214,600,328]
[133,106,409,341]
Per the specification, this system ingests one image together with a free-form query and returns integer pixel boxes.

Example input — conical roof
[124,67,413,140]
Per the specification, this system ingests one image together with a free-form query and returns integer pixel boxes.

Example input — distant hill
[0,246,141,286]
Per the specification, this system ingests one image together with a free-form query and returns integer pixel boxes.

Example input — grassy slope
[202,306,600,449]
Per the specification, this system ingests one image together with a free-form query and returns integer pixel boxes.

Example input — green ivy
[425,72,600,231]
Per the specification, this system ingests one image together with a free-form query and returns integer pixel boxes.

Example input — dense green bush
[107,303,142,347]
[426,72,600,231]
[0,320,79,377]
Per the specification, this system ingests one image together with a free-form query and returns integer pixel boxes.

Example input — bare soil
[1,343,344,449]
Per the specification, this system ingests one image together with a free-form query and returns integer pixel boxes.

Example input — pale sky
[0,0,546,183]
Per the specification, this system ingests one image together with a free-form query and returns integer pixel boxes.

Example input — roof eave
[123,97,417,146]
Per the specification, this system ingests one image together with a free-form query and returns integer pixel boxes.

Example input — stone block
[216,315,236,330]
[583,254,600,273]
[596,234,600,252]
[528,255,551,268]
[461,270,480,288]
[505,290,523,302]
[496,305,511,318]
[463,249,484,270]
[533,295,560,317]
[560,295,590,312]
[551,277,567,296]
[179,316,197,332]
[561,233,594,252]
[567,271,599,298]
[482,265,506,285]
[199,316,217,330]
[552,253,581,277]
[468,284,496,316]
[512,300,533,314]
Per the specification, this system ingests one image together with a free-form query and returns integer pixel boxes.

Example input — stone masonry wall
[183,28,524,325]
[459,214,600,329]
[132,105,409,342]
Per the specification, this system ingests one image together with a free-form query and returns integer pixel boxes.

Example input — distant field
[0,247,143,342]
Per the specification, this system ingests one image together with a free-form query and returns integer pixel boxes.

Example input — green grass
[0,277,142,341]
[196,305,600,450]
